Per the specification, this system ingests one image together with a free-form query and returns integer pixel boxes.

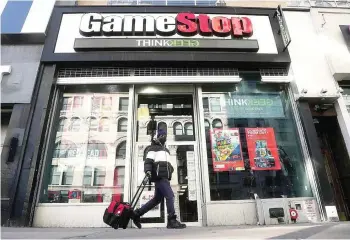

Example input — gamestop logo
[79,12,253,38]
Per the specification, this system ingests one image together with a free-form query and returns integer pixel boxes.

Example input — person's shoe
[131,210,142,229]
[167,215,186,229]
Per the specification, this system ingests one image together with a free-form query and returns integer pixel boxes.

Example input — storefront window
[202,80,313,201]
[41,86,130,204]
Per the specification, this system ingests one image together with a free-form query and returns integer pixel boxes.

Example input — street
[2,222,350,239]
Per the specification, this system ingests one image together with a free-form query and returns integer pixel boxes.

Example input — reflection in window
[83,166,93,186]
[114,166,125,186]
[94,167,106,186]
[101,97,112,111]
[53,140,78,158]
[88,117,98,131]
[58,118,67,132]
[116,141,126,159]
[210,98,221,112]
[87,140,107,158]
[73,97,83,109]
[119,97,129,111]
[203,97,209,112]
[118,118,128,132]
[158,122,167,134]
[69,117,81,132]
[62,166,74,185]
[184,122,193,135]
[99,117,109,132]
[173,122,183,135]
[204,120,210,130]
[92,96,112,112]
[50,166,61,185]
[212,119,223,129]
[62,97,72,111]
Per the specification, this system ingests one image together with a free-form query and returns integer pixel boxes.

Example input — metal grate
[260,68,288,77]
[57,67,240,78]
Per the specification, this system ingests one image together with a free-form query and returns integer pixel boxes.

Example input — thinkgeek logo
[79,13,253,38]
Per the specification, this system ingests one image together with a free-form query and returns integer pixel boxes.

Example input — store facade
[21,6,322,227]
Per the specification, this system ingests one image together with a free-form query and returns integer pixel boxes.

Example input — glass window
[202,81,313,201]
[210,98,221,112]
[83,166,93,186]
[212,119,223,129]
[69,117,81,132]
[184,122,193,135]
[50,166,61,185]
[158,122,167,134]
[167,0,195,5]
[119,97,129,111]
[87,140,108,158]
[118,118,128,132]
[58,118,67,132]
[99,117,109,132]
[203,97,209,112]
[41,87,131,204]
[114,166,125,186]
[174,122,183,135]
[341,86,350,114]
[94,167,106,186]
[73,97,84,109]
[88,117,98,131]
[62,166,74,185]
[53,140,78,158]
[116,141,126,159]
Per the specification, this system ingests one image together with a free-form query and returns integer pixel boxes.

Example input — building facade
[1,0,56,226]
[284,7,350,221]
[8,3,334,228]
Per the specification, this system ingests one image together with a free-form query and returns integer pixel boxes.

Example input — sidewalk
[1,222,350,239]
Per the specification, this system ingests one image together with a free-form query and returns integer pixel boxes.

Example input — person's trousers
[138,178,175,217]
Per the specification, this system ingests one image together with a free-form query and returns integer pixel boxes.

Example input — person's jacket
[143,141,174,182]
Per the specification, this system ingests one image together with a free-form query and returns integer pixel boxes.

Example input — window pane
[119,97,129,111]
[94,167,106,186]
[203,97,209,112]
[42,88,131,204]
[202,81,313,201]
[174,122,183,135]
[184,122,193,135]
[118,118,128,132]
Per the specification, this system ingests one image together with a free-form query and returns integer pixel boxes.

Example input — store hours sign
[74,12,259,52]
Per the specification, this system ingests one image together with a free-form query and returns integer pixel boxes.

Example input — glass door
[131,85,202,228]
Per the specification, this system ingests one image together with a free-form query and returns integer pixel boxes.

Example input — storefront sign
[74,38,259,51]
[79,13,253,38]
[211,128,244,172]
[140,191,161,218]
[245,128,281,171]
[225,94,285,119]
[274,5,291,51]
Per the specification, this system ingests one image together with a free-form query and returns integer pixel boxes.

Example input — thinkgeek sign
[75,12,259,52]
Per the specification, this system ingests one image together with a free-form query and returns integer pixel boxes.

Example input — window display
[202,80,313,200]
[41,86,130,204]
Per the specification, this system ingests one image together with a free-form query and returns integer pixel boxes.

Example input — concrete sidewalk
[1,222,350,239]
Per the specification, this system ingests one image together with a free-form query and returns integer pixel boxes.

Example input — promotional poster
[140,191,161,218]
[245,128,281,171]
[211,128,244,172]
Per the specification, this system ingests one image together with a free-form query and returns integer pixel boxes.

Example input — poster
[304,200,318,222]
[245,128,281,171]
[186,151,197,201]
[211,128,244,172]
[140,191,161,218]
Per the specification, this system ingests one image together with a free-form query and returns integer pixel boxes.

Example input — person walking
[132,129,186,229]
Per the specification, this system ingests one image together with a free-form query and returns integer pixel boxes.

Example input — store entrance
[132,85,202,228]
[314,116,350,221]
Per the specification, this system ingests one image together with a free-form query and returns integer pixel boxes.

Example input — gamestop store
[25,5,322,227]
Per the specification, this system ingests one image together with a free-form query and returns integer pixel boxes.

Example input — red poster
[245,128,281,171]
[210,128,244,172]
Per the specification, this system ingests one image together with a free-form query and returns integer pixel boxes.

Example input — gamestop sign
[54,13,278,53]
[79,12,253,38]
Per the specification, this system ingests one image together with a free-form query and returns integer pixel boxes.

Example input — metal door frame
[129,84,204,227]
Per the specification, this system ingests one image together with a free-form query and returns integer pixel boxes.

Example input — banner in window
[245,128,281,171]
[210,128,244,172]
[225,93,285,118]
